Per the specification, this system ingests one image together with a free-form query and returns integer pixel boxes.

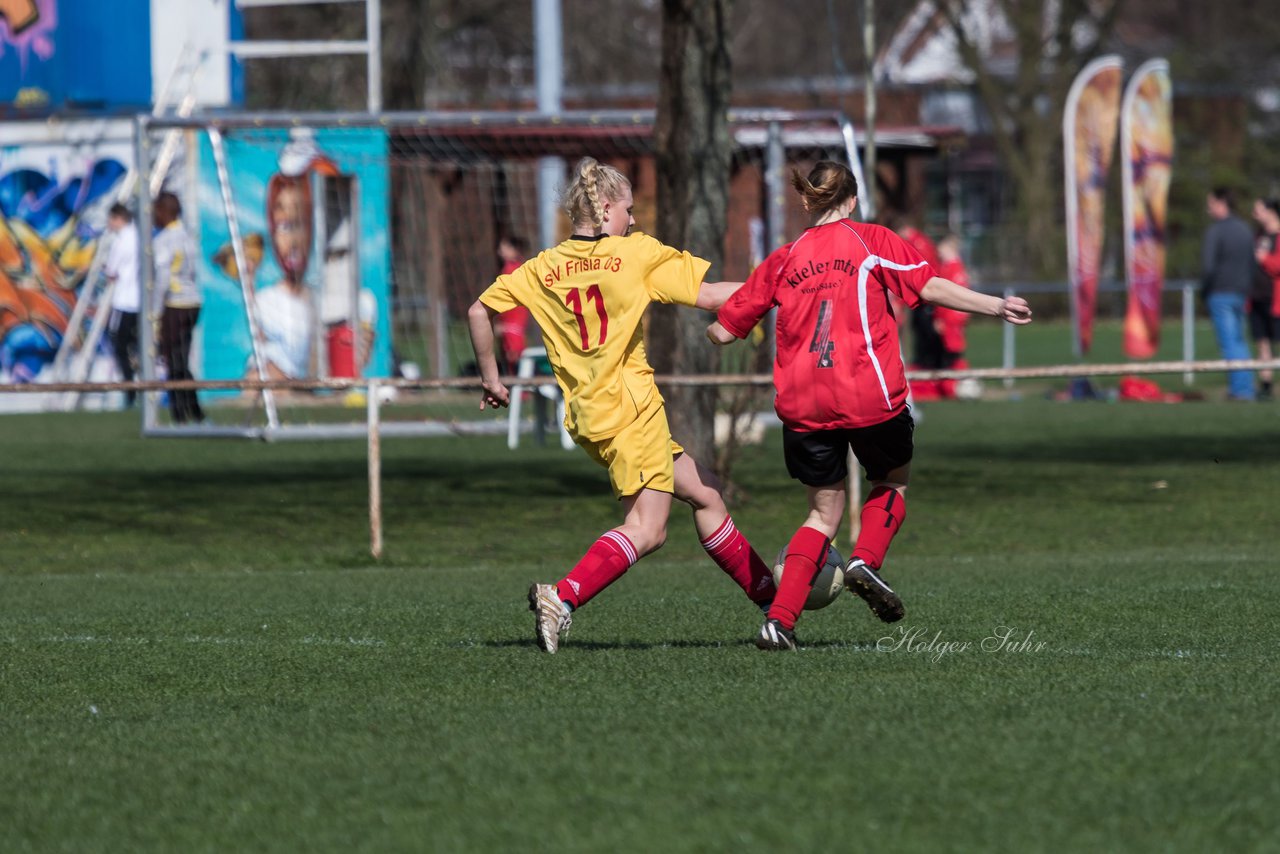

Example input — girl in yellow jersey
[468,157,776,653]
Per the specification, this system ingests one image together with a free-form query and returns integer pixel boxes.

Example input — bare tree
[649,0,735,467]
[935,0,1123,278]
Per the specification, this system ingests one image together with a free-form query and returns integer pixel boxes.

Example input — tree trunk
[651,0,734,467]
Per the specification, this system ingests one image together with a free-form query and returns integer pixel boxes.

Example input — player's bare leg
[614,486,673,556]
[672,452,731,539]
[673,453,777,608]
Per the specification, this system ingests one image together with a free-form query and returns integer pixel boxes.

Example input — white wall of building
[151,0,236,109]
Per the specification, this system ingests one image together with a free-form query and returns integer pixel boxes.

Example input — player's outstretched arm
[694,281,744,311]
[466,299,511,410]
[705,320,737,345]
[919,276,1033,325]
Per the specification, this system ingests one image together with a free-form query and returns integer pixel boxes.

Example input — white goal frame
[132,108,878,440]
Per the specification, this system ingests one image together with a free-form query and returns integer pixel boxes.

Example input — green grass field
[4,336,1280,851]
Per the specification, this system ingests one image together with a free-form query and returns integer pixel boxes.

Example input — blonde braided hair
[563,157,631,230]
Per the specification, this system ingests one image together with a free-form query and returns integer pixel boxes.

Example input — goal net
[128,109,863,439]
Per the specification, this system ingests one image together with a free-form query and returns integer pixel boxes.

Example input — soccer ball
[955,378,984,400]
[773,543,846,611]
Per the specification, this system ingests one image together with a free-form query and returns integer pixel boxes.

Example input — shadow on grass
[476,636,866,651]
[944,426,1280,467]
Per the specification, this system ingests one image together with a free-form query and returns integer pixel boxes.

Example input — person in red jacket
[892,215,948,400]
[1252,198,1280,400]
[933,233,972,399]
[494,235,531,374]
[707,161,1033,651]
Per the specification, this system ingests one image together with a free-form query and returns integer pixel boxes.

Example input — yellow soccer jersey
[479,232,709,441]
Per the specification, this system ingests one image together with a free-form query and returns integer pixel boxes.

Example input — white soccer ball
[955,378,984,400]
[773,543,846,611]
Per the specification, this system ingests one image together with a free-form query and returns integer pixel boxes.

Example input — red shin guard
[852,486,906,570]
[767,526,830,630]
[701,516,777,604]
[556,530,638,609]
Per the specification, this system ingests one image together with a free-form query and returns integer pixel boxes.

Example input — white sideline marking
[0,634,387,648]
[1041,647,1229,659]
[300,636,386,647]
[0,636,1236,660]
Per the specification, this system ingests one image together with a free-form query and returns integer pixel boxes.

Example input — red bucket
[327,322,356,378]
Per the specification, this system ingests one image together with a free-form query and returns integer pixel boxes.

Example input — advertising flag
[1121,59,1174,360]
[1064,56,1123,356]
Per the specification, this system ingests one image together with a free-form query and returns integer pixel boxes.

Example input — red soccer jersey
[718,220,935,430]
[1259,236,1280,317]
[495,258,531,363]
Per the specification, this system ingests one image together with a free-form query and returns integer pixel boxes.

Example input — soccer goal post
[130,108,874,440]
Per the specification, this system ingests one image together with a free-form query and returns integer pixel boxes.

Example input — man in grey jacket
[153,192,206,423]
[1203,187,1257,400]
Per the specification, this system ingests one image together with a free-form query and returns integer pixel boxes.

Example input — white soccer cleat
[528,583,572,654]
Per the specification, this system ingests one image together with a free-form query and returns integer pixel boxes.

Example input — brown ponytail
[791,160,858,217]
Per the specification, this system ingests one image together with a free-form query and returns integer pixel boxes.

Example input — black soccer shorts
[782,407,915,487]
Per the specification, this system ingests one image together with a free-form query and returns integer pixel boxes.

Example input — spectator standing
[152,192,205,424]
[494,235,530,374]
[933,234,972,400]
[892,216,946,398]
[104,203,140,407]
[1251,198,1280,401]
[1202,188,1257,401]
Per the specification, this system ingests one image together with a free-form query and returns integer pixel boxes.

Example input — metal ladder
[229,0,382,113]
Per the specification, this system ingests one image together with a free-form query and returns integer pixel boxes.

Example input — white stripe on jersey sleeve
[840,222,930,411]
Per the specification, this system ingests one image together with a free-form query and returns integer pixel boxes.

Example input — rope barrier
[3,358,1280,395]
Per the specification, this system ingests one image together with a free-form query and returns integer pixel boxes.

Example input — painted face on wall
[267,175,312,281]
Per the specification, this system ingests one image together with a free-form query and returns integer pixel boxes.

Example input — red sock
[701,516,777,605]
[556,530,638,610]
[767,526,830,630]
[853,486,906,570]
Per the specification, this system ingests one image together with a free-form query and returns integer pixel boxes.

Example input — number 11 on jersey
[566,284,609,349]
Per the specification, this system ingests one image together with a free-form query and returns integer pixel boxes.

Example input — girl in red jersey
[933,233,972,399]
[707,161,1032,650]
[493,235,530,374]
[468,158,777,653]
[1252,198,1280,400]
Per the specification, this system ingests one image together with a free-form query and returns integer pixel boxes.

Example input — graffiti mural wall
[0,119,131,383]
[0,0,57,108]
[195,127,393,387]
[1,0,154,110]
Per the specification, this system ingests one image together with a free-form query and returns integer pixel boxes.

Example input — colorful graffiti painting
[0,0,55,63]
[196,127,393,386]
[0,0,41,35]
[0,155,126,382]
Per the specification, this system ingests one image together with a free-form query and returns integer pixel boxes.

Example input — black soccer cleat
[844,557,905,623]
[755,618,798,651]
